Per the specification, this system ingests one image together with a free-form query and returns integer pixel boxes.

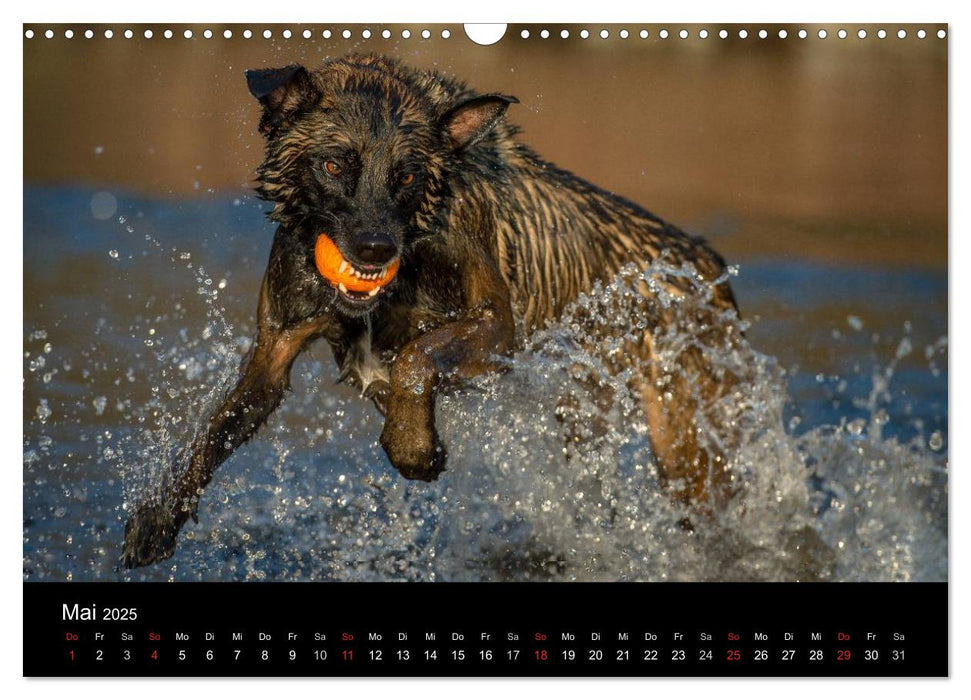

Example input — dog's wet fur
[122,54,740,568]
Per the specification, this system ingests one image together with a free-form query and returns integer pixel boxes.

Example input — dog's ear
[245,64,319,137]
[441,94,519,151]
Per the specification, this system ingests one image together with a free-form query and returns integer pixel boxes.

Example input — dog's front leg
[122,278,321,568]
[380,263,515,481]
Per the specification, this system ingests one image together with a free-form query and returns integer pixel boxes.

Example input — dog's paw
[121,500,185,568]
[380,417,447,482]
[363,379,391,416]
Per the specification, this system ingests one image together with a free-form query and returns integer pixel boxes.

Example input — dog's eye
[399,173,415,187]
[323,161,343,177]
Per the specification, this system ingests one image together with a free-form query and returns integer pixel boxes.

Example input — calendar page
[22,21,948,677]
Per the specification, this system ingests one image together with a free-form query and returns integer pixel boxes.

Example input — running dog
[122,54,740,567]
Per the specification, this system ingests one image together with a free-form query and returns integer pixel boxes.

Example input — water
[23,186,947,582]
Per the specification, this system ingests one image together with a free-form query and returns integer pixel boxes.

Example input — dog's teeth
[338,282,348,294]
[368,287,380,297]
[338,261,348,274]
[349,266,358,278]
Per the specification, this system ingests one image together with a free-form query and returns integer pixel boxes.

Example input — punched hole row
[25,26,947,41]
[521,27,946,40]
[24,27,451,40]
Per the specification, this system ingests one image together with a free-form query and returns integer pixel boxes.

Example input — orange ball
[314,233,400,293]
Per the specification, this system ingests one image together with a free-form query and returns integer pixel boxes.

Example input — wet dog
[122,54,740,568]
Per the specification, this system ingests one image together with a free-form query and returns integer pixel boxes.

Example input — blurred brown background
[24,23,947,268]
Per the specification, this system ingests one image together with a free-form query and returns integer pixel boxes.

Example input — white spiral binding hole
[465,24,506,45]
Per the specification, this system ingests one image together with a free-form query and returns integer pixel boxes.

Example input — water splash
[275,264,947,583]
[109,264,945,582]
[22,191,947,583]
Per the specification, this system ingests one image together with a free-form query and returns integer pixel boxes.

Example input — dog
[122,53,740,568]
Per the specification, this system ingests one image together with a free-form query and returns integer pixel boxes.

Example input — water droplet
[846,315,863,331]
[36,399,51,424]
[929,431,943,450]
[108,249,119,259]
[92,396,107,415]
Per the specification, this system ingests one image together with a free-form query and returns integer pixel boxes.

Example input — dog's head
[245,55,517,317]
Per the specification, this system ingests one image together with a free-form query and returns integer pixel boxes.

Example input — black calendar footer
[23,581,947,677]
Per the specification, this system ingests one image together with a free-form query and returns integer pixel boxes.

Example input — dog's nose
[354,232,398,264]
